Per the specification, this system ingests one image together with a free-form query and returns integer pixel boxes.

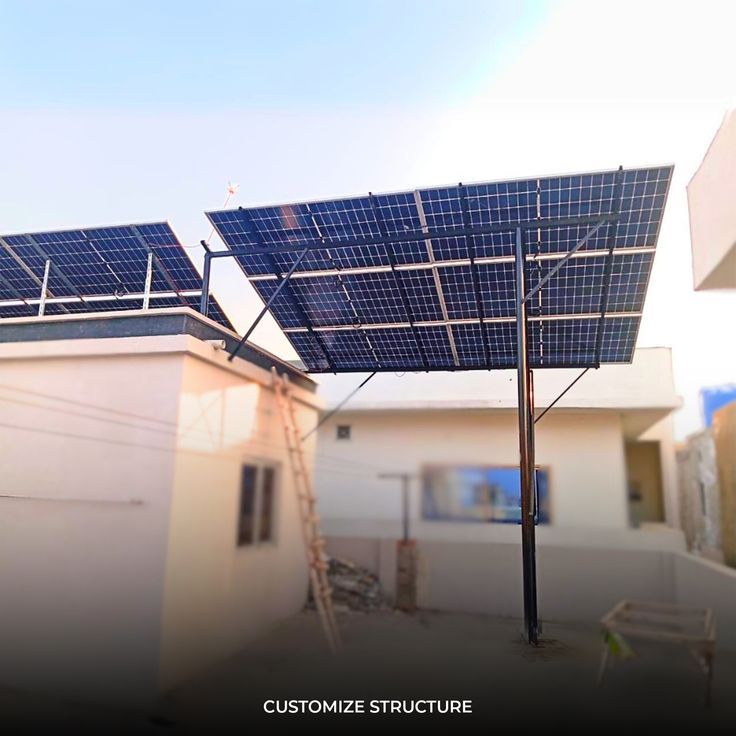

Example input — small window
[259,467,275,543]
[237,463,278,547]
[336,425,351,440]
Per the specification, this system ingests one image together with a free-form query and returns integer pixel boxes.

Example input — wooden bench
[598,600,716,706]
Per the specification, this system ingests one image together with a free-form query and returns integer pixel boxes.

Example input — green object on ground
[605,631,635,660]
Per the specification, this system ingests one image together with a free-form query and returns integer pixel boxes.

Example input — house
[0,307,320,706]
[313,347,693,622]
[316,347,681,541]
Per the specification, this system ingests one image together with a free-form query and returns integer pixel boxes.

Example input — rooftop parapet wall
[315,347,679,412]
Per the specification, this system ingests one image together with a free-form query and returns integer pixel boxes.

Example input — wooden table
[598,600,716,706]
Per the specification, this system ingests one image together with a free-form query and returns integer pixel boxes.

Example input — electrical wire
[0,382,392,473]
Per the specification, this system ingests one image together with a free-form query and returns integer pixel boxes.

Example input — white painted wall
[158,351,318,691]
[0,347,181,706]
[317,409,631,538]
[638,413,680,528]
[324,538,736,652]
[687,109,736,290]
[314,347,680,413]
[0,328,320,706]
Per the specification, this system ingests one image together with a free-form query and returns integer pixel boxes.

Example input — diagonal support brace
[228,248,310,362]
[523,220,607,305]
[534,368,590,424]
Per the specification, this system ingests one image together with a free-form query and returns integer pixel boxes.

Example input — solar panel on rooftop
[207,165,672,372]
[0,222,234,329]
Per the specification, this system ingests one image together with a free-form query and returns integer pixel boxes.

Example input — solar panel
[207,166,672,372]
[0,222,233,329]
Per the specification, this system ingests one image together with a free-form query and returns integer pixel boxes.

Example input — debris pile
[308,556,385,612]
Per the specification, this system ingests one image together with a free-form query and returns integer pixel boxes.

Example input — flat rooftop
[0,307,315,392]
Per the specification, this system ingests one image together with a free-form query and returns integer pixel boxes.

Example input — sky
[0,0,734,438]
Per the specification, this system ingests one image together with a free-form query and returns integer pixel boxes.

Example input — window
[421,465,550,525]
[336,425,351,440]
[237,463,278,547]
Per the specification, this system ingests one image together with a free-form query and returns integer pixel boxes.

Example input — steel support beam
[206,213,619,258]
[523,220,607,304]
[227,248,310,362]
[130,226,190,309]
[301,371,377,441]
[229,208,338,371]
[534,368,590,425]
[38,259,51,316]
[142,252,154,310]
[515,226,539,645]
[378,473,413,543]
[200,251,213,316]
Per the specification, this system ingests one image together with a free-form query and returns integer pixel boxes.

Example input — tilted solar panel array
[207,166,672,372]
[0,222,233,329]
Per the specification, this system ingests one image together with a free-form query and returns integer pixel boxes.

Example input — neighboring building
[677,395,736,567]
[0,308,320,706]
[677,429,723,561]
[714,401,736,568]
[315,347,682,548]
[687,109,736,290]
[701,384,736,427]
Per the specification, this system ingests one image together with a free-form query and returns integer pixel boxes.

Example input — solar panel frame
[207,165,672,373]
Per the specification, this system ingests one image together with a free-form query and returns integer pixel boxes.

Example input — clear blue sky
[0,1,733,438]
[0,1,544,108]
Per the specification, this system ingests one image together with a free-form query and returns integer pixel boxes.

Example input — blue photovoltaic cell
[207,165,672,372]
[0,222,234,329]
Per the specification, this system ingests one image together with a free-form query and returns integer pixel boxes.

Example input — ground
[4,610,736,732]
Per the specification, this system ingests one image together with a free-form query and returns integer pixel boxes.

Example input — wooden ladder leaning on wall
[271,368,342,653]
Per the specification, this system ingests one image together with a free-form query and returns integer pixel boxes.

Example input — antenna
[204,181,239,247]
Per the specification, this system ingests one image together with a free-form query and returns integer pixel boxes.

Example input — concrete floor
[5,609,736,732]
[162,609,735,731]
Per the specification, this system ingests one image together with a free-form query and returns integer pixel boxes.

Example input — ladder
[271,368,342,653]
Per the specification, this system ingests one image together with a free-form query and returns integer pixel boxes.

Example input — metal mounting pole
[515,226,539,645]
[38,259,51,316]
[378,473,412,543]
[200,251,213,316]
[142,252,153,310]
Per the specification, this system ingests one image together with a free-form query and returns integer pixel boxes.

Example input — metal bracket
[523,220,608,305]
[38,259,51,316]
[142,252,153,310]
[130,226,189,309]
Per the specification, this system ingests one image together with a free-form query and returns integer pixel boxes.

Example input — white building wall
[638,413,680,528]
[0,346,181,706]
[0,330,320,706]
[158,352,317,691]
[316,408,630,539]
[687,109,736,290]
